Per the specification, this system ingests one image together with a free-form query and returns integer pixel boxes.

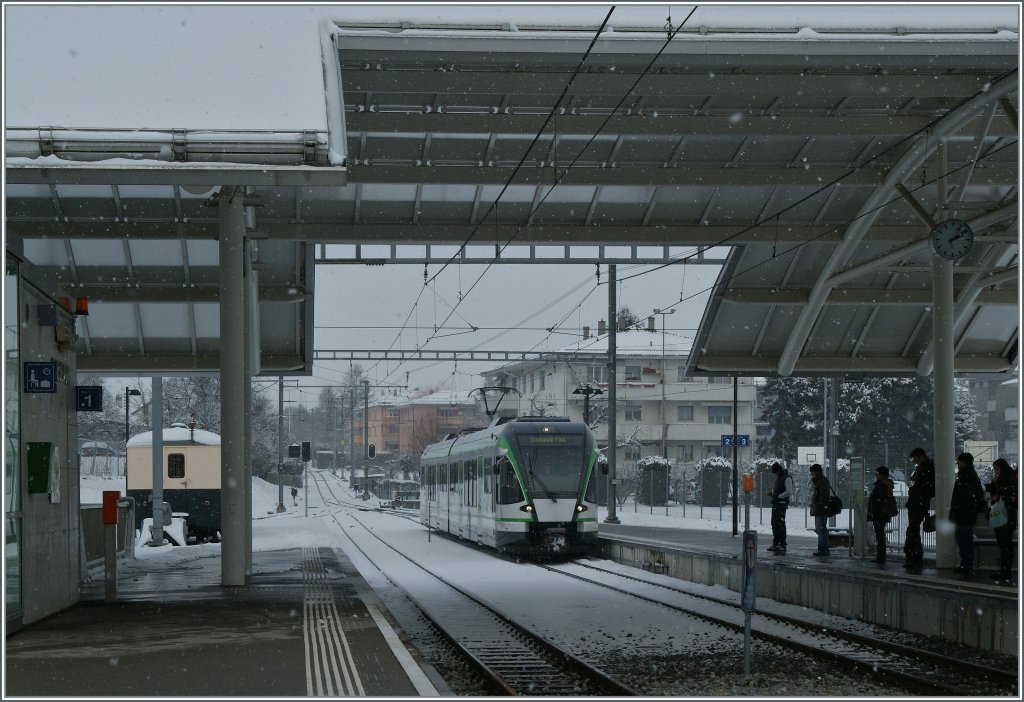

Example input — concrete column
[932,256,957,568]
[243,246,253,575]
[219,188,246,586]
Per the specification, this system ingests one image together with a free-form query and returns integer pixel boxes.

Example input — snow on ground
[81,471,841,572]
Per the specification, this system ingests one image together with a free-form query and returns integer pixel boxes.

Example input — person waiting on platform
[949,452,986,577]
[986,458,1018,583]
[766,462,792,554]
[904,447,936,574]
[808,463,831,557]
[866,466,897,565]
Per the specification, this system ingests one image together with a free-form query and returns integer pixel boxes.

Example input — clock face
[931,219,974,260]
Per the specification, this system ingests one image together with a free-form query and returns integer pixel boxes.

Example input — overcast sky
[4,3,1018,398]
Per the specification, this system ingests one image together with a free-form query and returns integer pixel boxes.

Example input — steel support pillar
[150,376,164,546]
[604,264,619,524]
[219,188,247,586]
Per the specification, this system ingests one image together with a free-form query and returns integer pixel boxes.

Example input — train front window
[514,434,586,498]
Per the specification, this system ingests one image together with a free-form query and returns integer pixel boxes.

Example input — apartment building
[482,320,758,471]
[966,375,1019,465]
[361,389,488,461]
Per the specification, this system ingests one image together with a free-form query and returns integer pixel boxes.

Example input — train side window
[483,457,492,494]
[167,453,185,479]
[449,463,457,492]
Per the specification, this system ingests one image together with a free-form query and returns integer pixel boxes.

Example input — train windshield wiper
[527,450,556,501]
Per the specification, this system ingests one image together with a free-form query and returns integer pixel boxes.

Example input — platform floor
[4,547,444,698]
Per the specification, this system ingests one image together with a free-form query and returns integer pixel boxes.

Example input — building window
[167,453,185,479]
[586,364,606,384]
[709,376,731,384]
[385,442,400,452]
[624,365,641,381]
[438,408,459,417]
[624,405,642,421]
[625,445,642,461]
[678,405,694,421]
[678,444,695,462]
[385,424,399,434]
[387,408,400,417]
[708,406,732,424]
[676,366,687,382]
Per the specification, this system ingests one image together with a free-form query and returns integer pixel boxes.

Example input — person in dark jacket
[987,458,1018,582]
[866,466,896,565]
[808,463,831,557]
[949,452,985,575]
[904,447,935,573]
[766,462,793,554]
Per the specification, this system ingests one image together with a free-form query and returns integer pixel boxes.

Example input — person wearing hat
[808,463,832,557]
[904,447,936,573]
[766,462,793,554]
[949,452,986,576]
[866,466,897,565]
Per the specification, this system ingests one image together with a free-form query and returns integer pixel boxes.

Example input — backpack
[882,493,899,520]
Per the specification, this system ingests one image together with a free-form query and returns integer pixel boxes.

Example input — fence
[79,499,135,584]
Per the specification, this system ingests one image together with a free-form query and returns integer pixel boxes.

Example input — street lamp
[653,308,676,460]
[124,387,142,454]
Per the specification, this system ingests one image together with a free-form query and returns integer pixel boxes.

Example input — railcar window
[483,457,492,494]
[449,463,457,492]
[167,453,185,479]
[465,460,476,506]
[514,434,587,498]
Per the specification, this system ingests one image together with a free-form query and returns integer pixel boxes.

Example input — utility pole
[605,264,620,524]
[363,379,370,494]
[654,308,675,461]
[276,377,285,512]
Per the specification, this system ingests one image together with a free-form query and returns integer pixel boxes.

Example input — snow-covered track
[545,560,1016,696]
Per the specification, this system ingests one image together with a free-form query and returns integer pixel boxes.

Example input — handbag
[989,498,1009,529]
[825,482,843,517]
[923,513,936,533]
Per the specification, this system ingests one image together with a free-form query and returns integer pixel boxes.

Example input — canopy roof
[5,16,1018,378]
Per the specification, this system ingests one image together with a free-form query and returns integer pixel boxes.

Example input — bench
[807,527,851,548]
[974,527,1018,570]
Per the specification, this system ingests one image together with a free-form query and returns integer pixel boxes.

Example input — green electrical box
[27,442,54,494]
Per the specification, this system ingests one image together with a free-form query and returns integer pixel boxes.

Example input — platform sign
[741,530,757,611]
[721,434,750,447]
[24,362,56,393]
[76,386,103,411]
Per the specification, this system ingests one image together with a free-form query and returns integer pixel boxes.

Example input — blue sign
[24,362,57,393]
[721,434,751,447]
[76,386,103,411]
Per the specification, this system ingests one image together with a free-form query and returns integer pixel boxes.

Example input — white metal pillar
[604,264,619,524]
[932,256,957,568]
[219,187,247,586]
[150,376,164,546]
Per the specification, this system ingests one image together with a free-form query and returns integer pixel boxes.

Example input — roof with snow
[127,426,221,447]
[4,6,1018,378]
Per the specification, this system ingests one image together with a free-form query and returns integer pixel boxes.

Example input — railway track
[544,560,1017,697]
[309,471,638,696]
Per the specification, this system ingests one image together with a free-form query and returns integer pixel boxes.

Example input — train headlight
[520,504,534,513]
[575,504,588,513]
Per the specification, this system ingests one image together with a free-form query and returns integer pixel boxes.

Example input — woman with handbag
[949,453,986,576]
[987,458,1018,583]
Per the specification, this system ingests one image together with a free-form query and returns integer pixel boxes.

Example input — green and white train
[419,416,601,558]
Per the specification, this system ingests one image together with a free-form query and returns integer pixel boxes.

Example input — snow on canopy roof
[127,427,221,447]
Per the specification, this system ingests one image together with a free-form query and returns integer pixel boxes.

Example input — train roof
[127,425,221,447]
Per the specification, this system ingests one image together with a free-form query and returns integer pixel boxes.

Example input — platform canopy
[4,9,1019,377]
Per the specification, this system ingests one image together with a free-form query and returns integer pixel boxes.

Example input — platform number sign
[721,434,750,447]
[76,386,103,411]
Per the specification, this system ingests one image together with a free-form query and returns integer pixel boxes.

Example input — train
[419,415,601,558]
[126,423,221,543]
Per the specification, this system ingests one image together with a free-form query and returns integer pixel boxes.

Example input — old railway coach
[420,416,600,558]
[126,423,221,543]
